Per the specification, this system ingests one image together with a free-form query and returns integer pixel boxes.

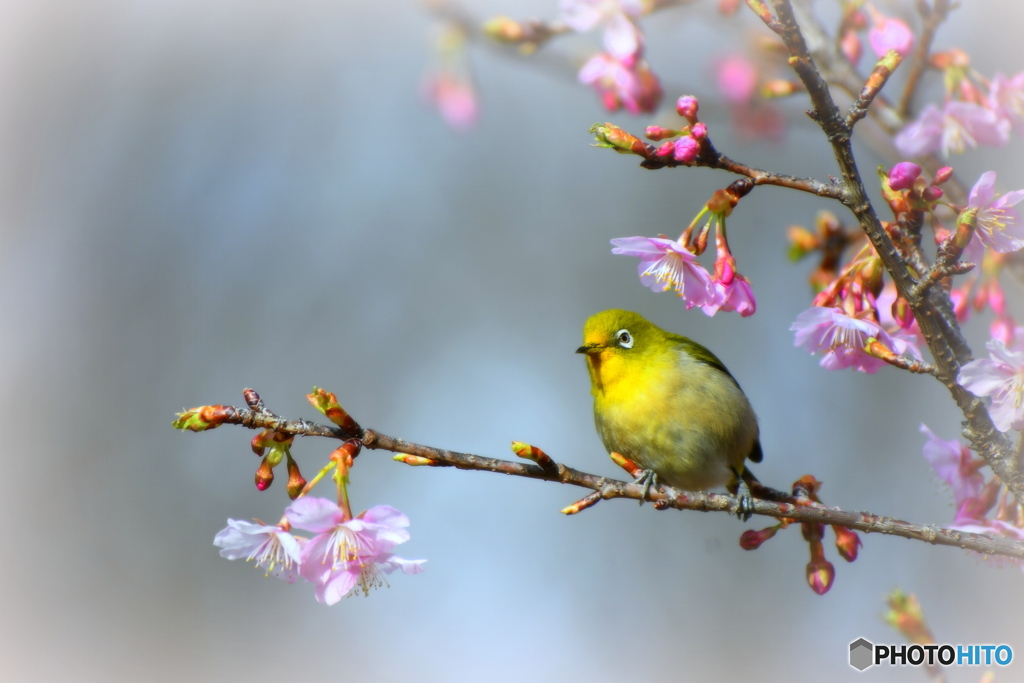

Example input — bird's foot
[633,469,659,506]
[734,477,754,522]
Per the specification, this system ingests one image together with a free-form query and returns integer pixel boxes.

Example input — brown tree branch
[176,400,1024,562]
[759,0,1023,503]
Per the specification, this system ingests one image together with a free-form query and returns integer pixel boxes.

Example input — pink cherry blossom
[214,519,305,583]
[867,11,914,58]
[287,498,425,605]
[611,236,718,309]
[919,424,984,508]
[791,306,903,373]
[967,171,1024,253]
[895,101,1011,158]
[703,274,756,317]
[559,0,644,60]
[958,338,1024,433]
[578,53,661,114]
[988,71,1024,126]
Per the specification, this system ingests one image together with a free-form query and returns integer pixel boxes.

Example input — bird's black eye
[616,329,633,349]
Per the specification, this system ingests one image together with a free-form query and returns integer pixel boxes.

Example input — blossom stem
[298,460,337,499]
[335,461,353,522]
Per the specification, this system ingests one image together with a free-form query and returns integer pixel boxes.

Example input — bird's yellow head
[576,309,666,395]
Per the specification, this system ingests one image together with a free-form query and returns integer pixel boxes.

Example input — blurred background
[2,0,1023,681]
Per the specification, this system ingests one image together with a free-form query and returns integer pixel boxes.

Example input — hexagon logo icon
[850,638,874,671]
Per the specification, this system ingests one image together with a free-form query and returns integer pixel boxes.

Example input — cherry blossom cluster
[564,0,662,114]
[175,389,426,605]
[897,49,1023,158]
[214,499,425,605]
[791,165,1024,375]
[605,98,756,316]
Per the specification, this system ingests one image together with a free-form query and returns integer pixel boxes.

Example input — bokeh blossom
[716,54,757,105]
[560,0,644,59]
[214,519,305,583]
[866,8,914,58]
[988,71,1024,126]
[958,338,1024,432]
[895,101,1011,158]
[422,71,479,130]
[966,171,1024,253]
[579,53,661,114]
[919,424,984,507]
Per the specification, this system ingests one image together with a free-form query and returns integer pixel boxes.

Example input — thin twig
[898,0,951,118]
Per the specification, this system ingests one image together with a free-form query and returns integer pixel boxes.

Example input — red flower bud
[285,455,306,500]
[739,525,779,550]
[255,457,274,491]
[833,525,862,562]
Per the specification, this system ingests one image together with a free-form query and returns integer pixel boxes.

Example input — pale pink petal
[895,104,943,157]
[558,0,603,32]
[383,556,428,575]
[286,497,343,533]
[603,11,640,59]
[969,171,997,206]
[958,358,1012,396]
[315,567,360,606]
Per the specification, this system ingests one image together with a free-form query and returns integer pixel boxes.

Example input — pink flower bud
[888,161,922,191]
[676,95,699,122]
[655,141,675,157]
[933,166,953,184]
[255,457,274,491]
[922,186,943,202]
[690,122,708,140]
[285,456,306,500]
[673,136,700,164]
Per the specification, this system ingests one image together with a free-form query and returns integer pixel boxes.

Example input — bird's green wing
[667,333,740,389]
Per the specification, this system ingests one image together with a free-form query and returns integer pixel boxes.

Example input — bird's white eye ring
[616,329,633,349]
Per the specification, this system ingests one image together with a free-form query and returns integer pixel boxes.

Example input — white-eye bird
[577,309,761,517]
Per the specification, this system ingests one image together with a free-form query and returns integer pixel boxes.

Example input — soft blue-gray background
[2,1,1022,681]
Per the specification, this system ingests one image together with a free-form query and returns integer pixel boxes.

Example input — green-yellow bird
[577,309,761,516]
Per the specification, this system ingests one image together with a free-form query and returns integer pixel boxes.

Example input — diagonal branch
[176,401,1024,562]
[759,0,1023,503]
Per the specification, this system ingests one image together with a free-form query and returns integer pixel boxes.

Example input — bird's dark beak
[576,343,601,354]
